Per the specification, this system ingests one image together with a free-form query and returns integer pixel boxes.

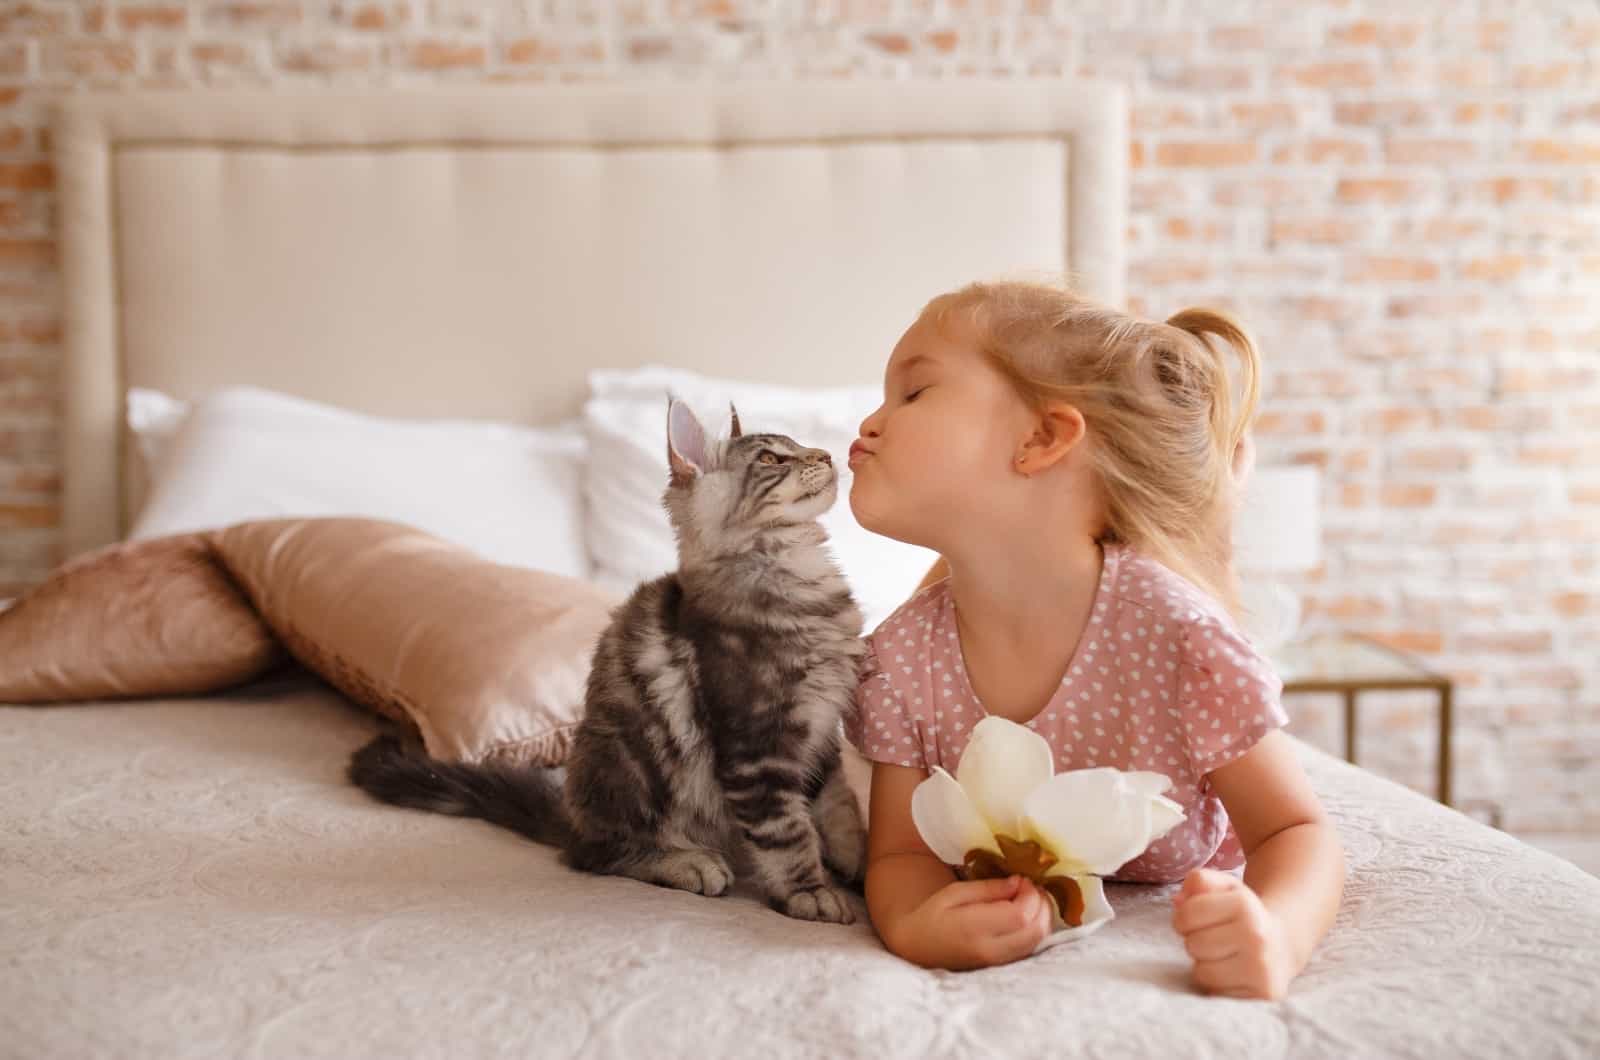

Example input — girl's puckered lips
[848,440,875,467]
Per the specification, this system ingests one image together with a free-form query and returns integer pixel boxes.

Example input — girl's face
[849,309,1035,551]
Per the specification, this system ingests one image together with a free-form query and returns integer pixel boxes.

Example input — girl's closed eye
[904,386,929,403]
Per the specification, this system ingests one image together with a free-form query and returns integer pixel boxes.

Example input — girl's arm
[864,762,956,937]
[865,761,1053,970]
[1215,730,1345,966]
[1171,730,1345,999]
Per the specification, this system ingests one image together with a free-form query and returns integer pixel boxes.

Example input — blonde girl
[844,280,1343,999]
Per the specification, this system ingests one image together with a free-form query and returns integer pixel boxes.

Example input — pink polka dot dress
[844,541,1287,884]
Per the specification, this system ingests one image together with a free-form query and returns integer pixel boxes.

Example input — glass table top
[1271,631,1445,686]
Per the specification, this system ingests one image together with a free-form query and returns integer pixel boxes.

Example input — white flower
[911,715,1186,947]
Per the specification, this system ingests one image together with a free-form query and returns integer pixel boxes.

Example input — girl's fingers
[941,875,1022,909]
[1181,922,1242,963]
[1018,881,1053,933]
[1030,882,1059,934]
[1173,891,1242,936]
[1177,867,1240,903]
[1010,880,1043,914]
[986,913,1051,964]
[1192,952,1256,996]
[948,883,1055,965]
[952,892,1036,938]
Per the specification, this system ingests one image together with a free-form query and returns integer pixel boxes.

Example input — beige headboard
[52,80,1127,556]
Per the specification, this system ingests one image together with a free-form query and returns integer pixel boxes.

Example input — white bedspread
[3,676,1597,1059]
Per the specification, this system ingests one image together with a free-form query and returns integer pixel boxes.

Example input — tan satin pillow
[0,534,282,701]
[0,518,620,768]
[210,518,620,766]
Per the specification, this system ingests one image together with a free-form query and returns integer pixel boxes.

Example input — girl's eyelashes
[903,386,929,403]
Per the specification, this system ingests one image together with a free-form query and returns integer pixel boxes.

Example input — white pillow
[582,366,937,632]
[126,387,191,472]
[128,386,592,580]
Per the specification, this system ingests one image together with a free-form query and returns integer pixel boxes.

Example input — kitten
[349,399,868,923]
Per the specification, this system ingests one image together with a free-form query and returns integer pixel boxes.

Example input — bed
[3,81,1597,1059]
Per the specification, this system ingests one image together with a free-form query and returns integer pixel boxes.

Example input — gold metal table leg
[1438,682,1453,807]
[1344,689,1358,766]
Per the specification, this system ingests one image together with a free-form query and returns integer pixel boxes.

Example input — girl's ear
[1014,402,1087,477]
[667,398,709,484]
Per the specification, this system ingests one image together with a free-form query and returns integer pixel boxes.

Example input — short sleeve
[843,639,928,771]
[1177,618,1288,774]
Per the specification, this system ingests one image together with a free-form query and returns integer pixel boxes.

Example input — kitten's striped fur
[348,399,868,922]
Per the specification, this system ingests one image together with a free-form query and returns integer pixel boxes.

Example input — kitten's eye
[758,452,782,465]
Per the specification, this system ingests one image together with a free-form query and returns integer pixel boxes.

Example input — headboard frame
[53,80,1126,555]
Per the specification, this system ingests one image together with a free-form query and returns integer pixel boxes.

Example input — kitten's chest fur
[677,537,865,755]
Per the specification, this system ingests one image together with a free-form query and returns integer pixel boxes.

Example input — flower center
[961,834,1087,927]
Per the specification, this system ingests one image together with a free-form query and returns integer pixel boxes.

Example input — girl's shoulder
[865,576,951,645]
[1101,547,1283,753]
[859,578,958,696]
[1103,542,1237,632]
[1101,543,1271,672]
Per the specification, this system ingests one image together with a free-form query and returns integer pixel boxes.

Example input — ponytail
[1161,306,1265,618]
[1163,306,1262,471]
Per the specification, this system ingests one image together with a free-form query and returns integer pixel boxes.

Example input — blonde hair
[921,280,1262,619]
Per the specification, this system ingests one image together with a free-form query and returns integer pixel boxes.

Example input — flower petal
[954,716,1055,837]
[1020,767,1164,875]
[1147,794,1187,841]
[911,766,1001,865]
[1121,772,1186,840]
[1073,873,1113,927]
[1122,771,1175,797]
[1031,875,1115,953]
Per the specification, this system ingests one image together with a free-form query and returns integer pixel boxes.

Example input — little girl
[844,280,1344,1000]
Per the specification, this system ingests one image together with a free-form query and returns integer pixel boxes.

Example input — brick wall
[1,1,1597,842]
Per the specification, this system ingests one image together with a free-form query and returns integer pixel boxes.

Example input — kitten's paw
[778,885,854,925]
[655,850,733,896]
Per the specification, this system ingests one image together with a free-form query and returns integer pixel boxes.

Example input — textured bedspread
[3,676,1598,1059]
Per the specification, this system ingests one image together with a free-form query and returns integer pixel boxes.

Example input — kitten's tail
[347,735,574,848]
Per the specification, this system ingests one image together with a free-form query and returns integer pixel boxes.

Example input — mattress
[2,674,1596,1059]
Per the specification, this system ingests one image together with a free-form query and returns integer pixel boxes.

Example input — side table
[1273,631,1455,807]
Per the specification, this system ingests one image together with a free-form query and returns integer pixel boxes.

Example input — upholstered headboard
[52,80,1127,556]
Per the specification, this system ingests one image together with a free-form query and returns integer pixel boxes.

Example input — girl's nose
[859,406,885,437]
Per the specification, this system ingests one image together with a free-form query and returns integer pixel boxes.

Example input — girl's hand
[895,874,1054,970]
[1172,868,1295,1000]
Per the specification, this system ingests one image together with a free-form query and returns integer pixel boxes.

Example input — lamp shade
[1233,466,1321,574]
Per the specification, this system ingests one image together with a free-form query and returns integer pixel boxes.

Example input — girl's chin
[846,486,871,522]
[846,483,886,532]
[848,490,925,547]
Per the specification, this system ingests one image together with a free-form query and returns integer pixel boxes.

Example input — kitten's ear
[728,402,743,439]
[667,398,708,484]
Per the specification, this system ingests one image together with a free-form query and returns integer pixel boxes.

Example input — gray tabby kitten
[349,399,868,923]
